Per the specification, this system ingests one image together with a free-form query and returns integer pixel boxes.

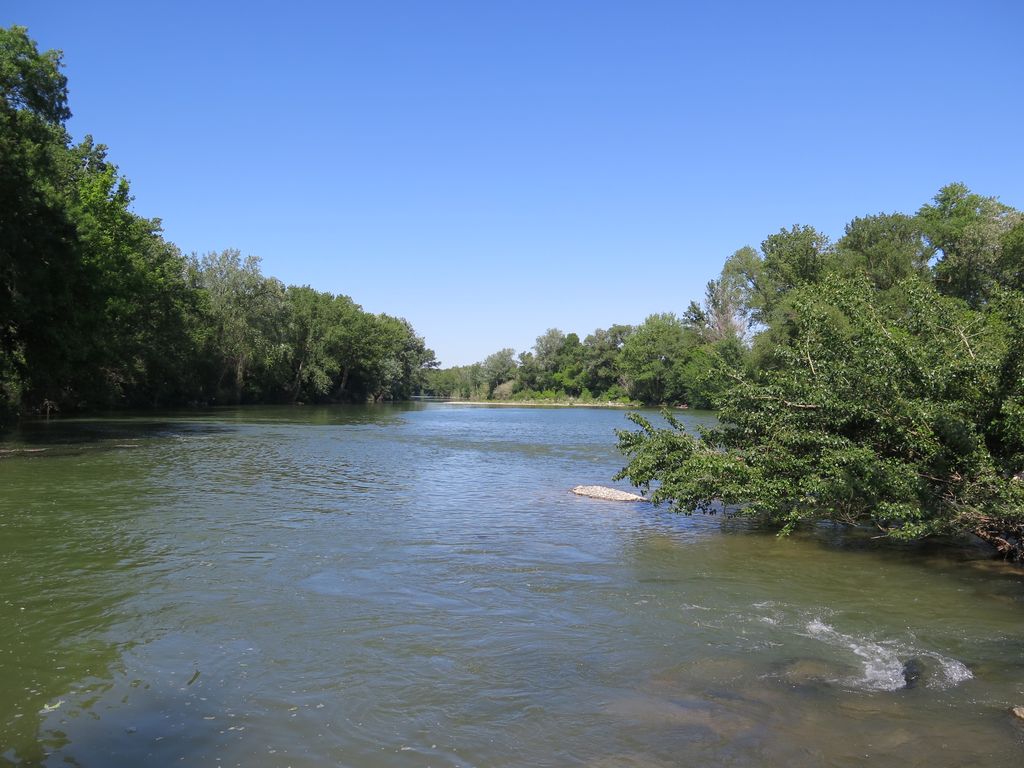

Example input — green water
[1,404,1023,767]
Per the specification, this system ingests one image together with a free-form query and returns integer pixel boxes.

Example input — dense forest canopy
[0,26,436,425]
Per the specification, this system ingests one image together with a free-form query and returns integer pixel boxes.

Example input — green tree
[581,324,632,395]
[61,138,196,406]
[515,350,542,392]
[719,245,762,331]
[385,316,437,399]
[481,348,517,396]
[551,332,585,395]
[997,221,1024,292]
[919,183,1022,306]
[0,25,441,423]
[532,327,566,391]
[1,27,196,415]
[836,212,932,291]
[192,250,286,403]
[283,285,341,402]
[0,26,76,419]
[752,225,832,323]
[619,313,695,404]
[343,313,435,401]
[617,276,1024,559]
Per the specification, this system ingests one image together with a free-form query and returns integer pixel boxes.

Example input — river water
[1,403,1023,767]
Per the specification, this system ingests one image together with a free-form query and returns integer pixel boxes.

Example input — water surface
[2,404,1023,766]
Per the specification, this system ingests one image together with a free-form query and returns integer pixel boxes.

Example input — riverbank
[438,399,637,408]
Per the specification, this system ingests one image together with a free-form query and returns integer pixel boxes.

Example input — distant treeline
[1,27,436,426]
[423,318,741,406]
[427,189,1024,411]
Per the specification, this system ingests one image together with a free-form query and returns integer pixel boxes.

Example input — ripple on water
[801,617,974,691]
[2,404,1023,768]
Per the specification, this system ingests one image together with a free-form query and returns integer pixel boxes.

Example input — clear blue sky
[5,1,1023,366]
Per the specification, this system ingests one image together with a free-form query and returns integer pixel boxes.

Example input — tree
[752,226,832,323]
[515,350,541,392]
[618,313,695,404]
[0,25,441,422]
[384,316,437,400]
[1,27,196,414]
[551,332,585,395]
[617,275,1024,560]
[836,212,932,292]
[701,278,744,342]
[283,286,341,402]
[0,26,69,124]
[481,348,517,396]
[192,250,286,403]
[720,245,762,331]
[581,324,632,395]
[60,138,196,406]
[341,313,435,402]
[919,183,1022,306]
[0,26,76,420]
[532,328,566,390]
[997,221,1024,292]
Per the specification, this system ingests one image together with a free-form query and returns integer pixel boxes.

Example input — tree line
[423,312,744,406]
[0,27,436,427]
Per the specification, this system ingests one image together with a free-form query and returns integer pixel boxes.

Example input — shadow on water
[1,404,419,454]
[0,450,157,766]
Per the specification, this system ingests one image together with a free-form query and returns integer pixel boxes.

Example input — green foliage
[619,313,697,405]
[0,26,77,421]
[836,213,932,291]
[754,225,833,322]
[919,183,1023,306]
[0,26,436,424]
[481,348,517,396]
[0,26,69,124]
[618,271,1024,559]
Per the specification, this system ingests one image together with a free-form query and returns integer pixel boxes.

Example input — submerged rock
[603,695,753,739]
[900,654,972,690]
[902,657,925,689]
[572,485,647,502]
[779,658,838,687]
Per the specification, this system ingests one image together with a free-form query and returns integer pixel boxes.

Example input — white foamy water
[804,618,973,691]
[916,650,975,688]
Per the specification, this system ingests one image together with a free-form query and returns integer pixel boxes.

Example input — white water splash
[803,618,973,691]
[805,618,906,691]
[917,651,974,688]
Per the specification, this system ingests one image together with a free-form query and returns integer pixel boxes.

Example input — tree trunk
[335,367,349,399]
[234,354,246,404]
[291,359,304,402]
[973,522,1024,562]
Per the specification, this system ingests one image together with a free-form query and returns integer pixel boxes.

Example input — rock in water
[901,657,924,689]
[1012,705,1024,722]
[572,485,647,502]
[779,658,837,687]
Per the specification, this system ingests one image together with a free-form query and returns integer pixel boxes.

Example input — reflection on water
[1,404,1023,767]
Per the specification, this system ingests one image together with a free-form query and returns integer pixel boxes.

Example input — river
[1,403,1023,766]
